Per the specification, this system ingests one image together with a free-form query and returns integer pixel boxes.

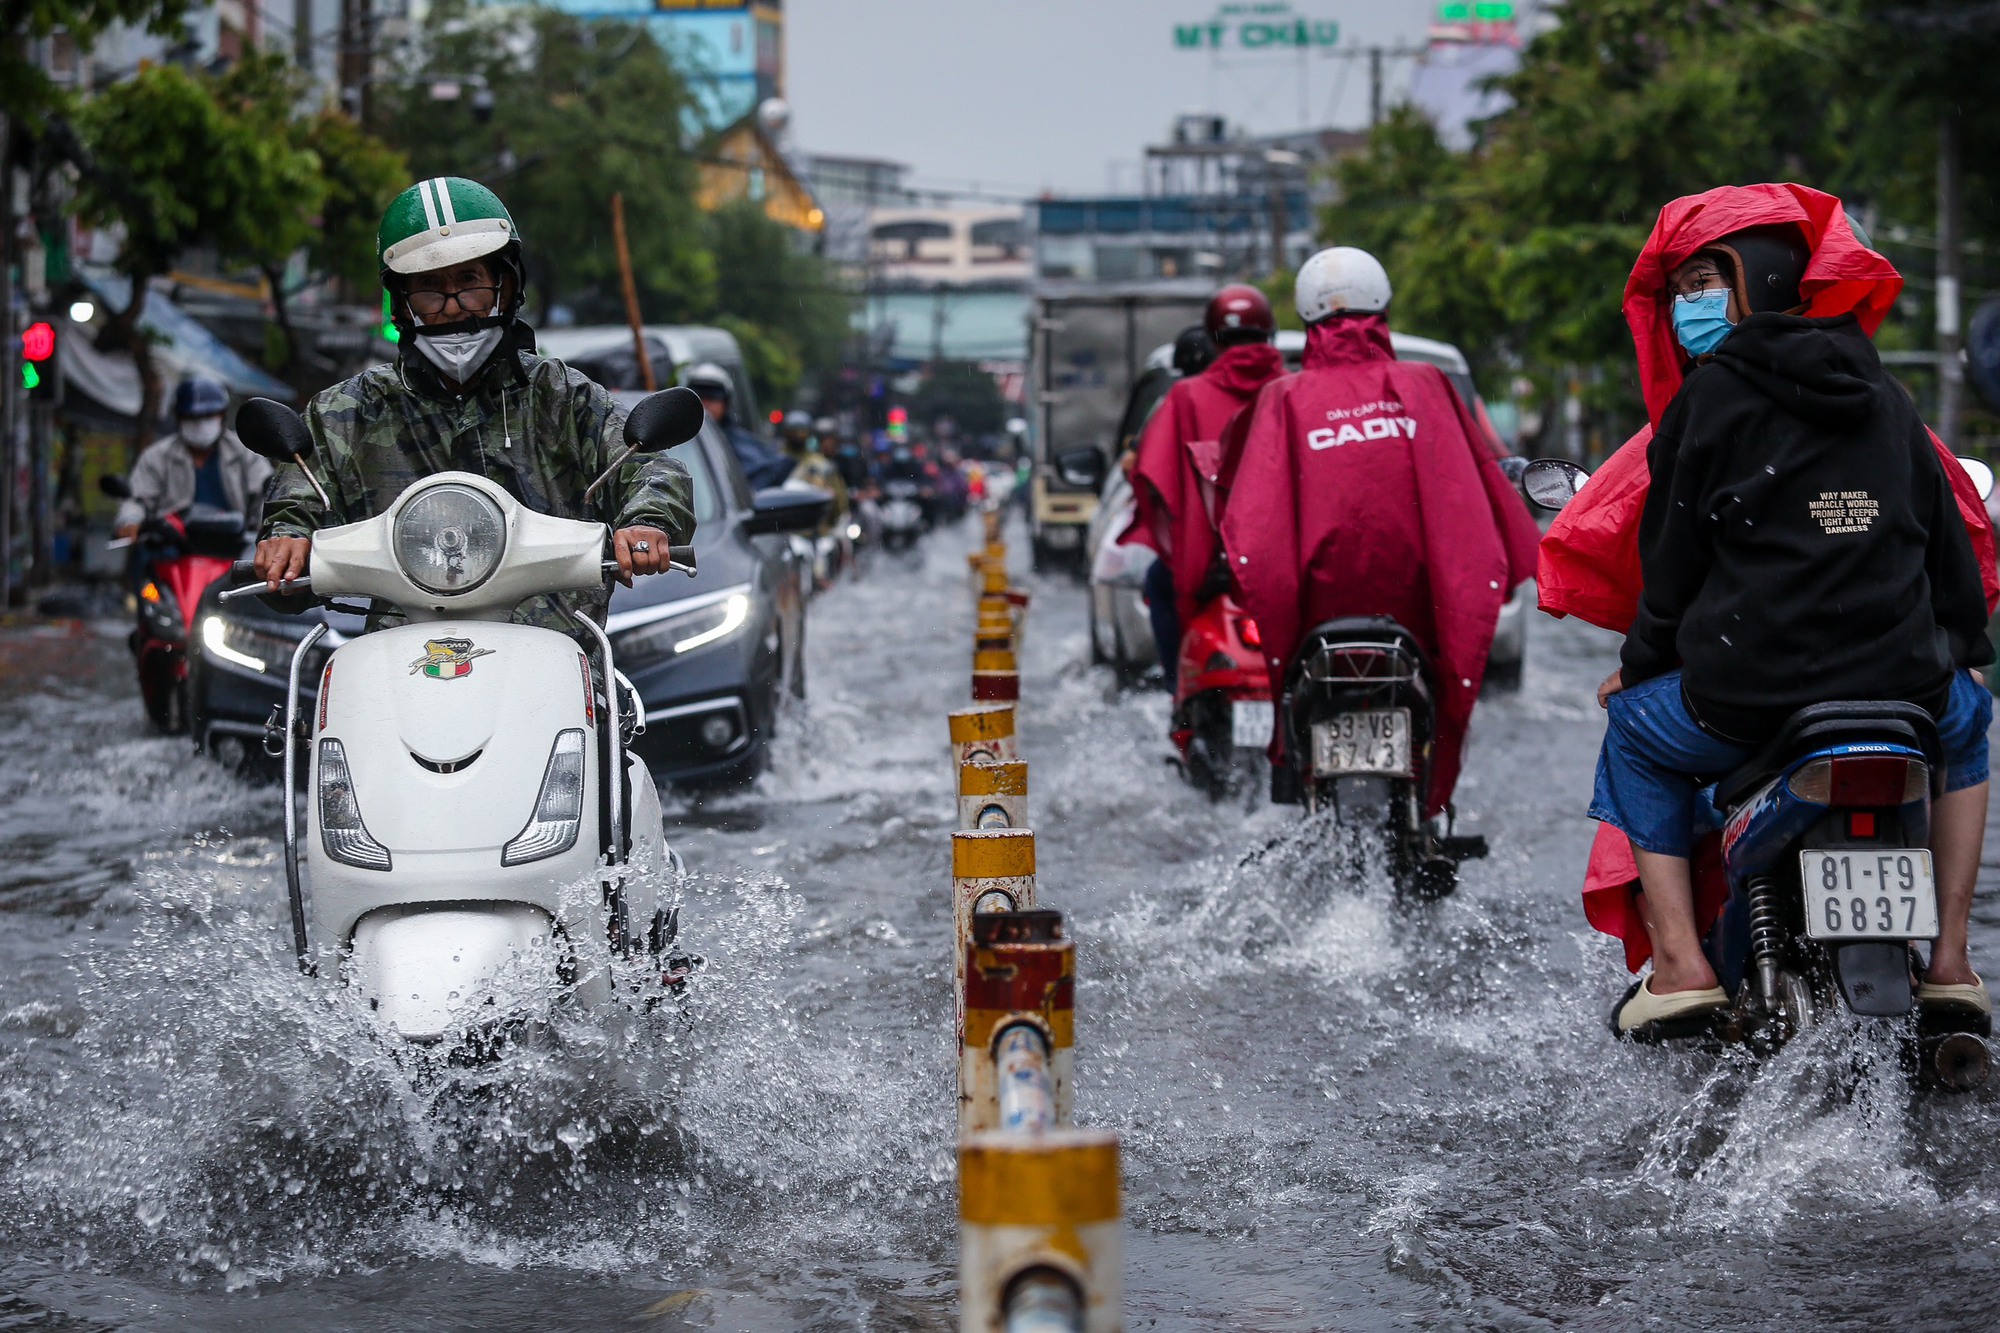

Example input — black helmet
[1172,324,1217,377]
[173,377,228,417]
[1709,224,1811,317]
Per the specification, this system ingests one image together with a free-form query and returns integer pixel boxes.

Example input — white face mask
[413,326,504,382]
[180,416,224,448]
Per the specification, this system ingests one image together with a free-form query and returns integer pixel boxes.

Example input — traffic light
[887,404,908,442]
[380,290,400,344]
[20,320,54,393]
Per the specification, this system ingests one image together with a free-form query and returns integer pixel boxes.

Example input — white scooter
[223,389,707,1048]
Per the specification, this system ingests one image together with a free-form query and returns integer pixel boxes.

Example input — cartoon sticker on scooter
[410,637,494,679]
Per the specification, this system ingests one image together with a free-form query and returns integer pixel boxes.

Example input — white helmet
[1294,246,1392,324]
[682,361,733,396]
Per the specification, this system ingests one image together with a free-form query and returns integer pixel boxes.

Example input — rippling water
[5,533,2000,1330]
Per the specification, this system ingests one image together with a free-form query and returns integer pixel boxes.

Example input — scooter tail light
[318,738,391,870]
[501,729,588,867]
[1787,754,1927,807]
[1237,616,1262,649]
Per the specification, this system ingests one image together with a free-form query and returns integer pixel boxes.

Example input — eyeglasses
[407,285,502,319]
[1668,266,1728,301]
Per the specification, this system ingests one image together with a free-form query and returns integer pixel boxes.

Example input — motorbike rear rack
[1300,639,1424,689]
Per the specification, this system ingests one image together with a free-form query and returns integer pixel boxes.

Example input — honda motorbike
[101,475,247,733]
[1523,458,1993,1087]
[221,388,708,1052]
[1170,592,1271,798]
[1275,615,1486,898]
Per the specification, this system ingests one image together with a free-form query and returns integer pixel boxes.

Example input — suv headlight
[610,587,753,672]
[393,483,506,596]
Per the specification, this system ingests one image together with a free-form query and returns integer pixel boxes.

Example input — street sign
[1174,2,1338,51]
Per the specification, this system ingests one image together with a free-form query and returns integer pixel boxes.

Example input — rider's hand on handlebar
[1596,668,1624,709]
[612,526,672,586]
[255,535,312,591]
[114,522,140,542]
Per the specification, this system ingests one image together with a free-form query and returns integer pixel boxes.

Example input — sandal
[1609,976,1728,1042]
[1918,974,1992,1016]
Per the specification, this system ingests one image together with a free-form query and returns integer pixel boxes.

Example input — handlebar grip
[219,578,312,604]
[232,557,259,576]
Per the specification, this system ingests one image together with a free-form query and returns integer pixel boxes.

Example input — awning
[64,269,296,423]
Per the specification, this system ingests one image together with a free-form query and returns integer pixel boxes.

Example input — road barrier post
[950,704,1019,766]
[961,908,1072,1134]
[959,1129,1122,1333]
[958,760,1028,830]
[974,647,1019,675]
[972,668,1022,704]
[950,828,1035,1039]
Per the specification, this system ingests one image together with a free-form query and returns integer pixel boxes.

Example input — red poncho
[1119,342,1286,632]
[1221,316,1541,814]
[1538,182,2000,971]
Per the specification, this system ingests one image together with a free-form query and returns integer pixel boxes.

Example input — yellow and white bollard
[961,908,1073,1134]
[950,704,1018,767]
[959,1129,1122,1333]
[950,828,1035,1039]
[972,666,1021,704]
[958,760,1028,830]
[974,647,1019,676]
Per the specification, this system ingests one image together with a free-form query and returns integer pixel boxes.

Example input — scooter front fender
[348,902,566,1042]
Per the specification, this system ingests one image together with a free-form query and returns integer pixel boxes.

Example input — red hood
[1118,344,1287,634]
[1625,182,1902,427]
[1304,314,1395,370]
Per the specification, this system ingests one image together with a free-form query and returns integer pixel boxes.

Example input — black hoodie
[1621,311,1993,743]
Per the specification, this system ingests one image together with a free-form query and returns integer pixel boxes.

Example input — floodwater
[6,529,2000,1331]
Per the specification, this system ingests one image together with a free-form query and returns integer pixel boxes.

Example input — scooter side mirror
[624,386,707,454]
[237,397,315,462]
[1522,458,1591,511]
[1956,455,1994,503]
[98,473,132,499]
[1054,446,1107,492]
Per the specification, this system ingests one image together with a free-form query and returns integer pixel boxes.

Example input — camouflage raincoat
[262,348,695,635]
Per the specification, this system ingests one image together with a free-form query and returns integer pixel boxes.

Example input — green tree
[70,61,324,445]
[706,198,852,404]
[378,1,715,324]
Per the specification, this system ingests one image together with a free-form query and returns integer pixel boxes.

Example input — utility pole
[1938,109,1964,449]
[339,0,373,123]
[295,0,313,71]
[1369,47,1383,128]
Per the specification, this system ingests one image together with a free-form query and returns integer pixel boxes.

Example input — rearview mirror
[98,473,132,499]
[1054,446,1107,491]
[236,397,314,462]
[1957,456,1995,503]
[744,486,831,536]
[624,386,707,454]
[1522,458,1590,511]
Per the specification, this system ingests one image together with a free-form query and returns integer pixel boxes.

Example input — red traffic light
[887,406,908,425]
[21,321,55,362]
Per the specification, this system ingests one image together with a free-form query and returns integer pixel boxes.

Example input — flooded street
[7,525,2000,1330]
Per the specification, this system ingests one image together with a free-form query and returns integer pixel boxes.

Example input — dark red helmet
[1204,284,1275,345]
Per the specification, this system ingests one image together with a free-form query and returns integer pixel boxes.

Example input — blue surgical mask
[1672,288,1734,357]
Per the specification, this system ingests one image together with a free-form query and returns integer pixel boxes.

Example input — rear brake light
[1237,616,1262,648]
[1788,755,1927,806]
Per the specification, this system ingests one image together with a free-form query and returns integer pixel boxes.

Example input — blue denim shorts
[1589,669,1992,857]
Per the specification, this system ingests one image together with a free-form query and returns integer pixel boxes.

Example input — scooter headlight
[502,728,588,867]
[318,738,392,870]
[393,483,506,596]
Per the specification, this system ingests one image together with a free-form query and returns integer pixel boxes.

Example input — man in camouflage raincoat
[255,176,693,634]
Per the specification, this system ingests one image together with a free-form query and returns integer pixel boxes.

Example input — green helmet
[378,176,519,276]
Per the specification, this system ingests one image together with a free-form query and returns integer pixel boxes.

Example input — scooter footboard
[348,903,563,1042]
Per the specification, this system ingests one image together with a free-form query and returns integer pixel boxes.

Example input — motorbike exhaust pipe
[951,829,1036,1043]
[1931,1032,1991,1091]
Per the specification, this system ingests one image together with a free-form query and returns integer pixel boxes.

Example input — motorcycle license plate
[1312,709,1411,777]
[1800,849,1939,940]
[1231,700,1273,748]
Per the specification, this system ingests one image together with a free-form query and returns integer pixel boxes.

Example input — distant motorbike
[1523,457,1992,1086]
[219,388,708,1053]
[1276,614,1486,899]
[879,477,931,551]
[1170,592,1270,798]
[100,474,247,733]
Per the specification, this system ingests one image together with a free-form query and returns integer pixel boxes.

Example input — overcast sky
[787,0,1449,198]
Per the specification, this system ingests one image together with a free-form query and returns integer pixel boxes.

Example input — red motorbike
[1170,592,1273,797]
[101,475,246,733]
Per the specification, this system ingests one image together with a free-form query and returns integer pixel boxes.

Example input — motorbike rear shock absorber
[1746,873,1784,1013]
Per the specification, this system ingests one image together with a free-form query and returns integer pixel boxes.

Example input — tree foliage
[2,0,193,120]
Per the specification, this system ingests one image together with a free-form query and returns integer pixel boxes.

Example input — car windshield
[667,437,721,525]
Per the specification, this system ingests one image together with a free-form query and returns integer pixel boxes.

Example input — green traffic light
[21,362,39,391]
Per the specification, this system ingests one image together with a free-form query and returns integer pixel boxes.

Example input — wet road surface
[6,528,2000,1330]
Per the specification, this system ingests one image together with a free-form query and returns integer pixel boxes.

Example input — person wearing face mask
[114,377,271,541]
[255,177,694,635]
[1562,187,1999,1036]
